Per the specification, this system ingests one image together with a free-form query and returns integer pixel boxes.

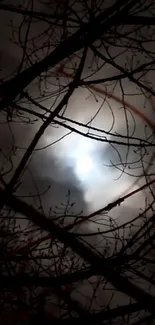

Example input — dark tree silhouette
[0,0,155,324]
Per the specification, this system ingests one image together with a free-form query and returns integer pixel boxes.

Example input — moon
[76,155,93,175]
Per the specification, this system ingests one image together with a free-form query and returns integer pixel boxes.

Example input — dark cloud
[16,149,88,217]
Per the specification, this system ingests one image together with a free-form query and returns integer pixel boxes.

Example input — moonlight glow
[76,156,93,174]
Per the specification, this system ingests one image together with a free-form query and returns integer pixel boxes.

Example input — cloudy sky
[1,1,155,320]
[0,0,155,236]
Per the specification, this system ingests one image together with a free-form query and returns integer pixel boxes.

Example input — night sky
[0,0,155,322]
